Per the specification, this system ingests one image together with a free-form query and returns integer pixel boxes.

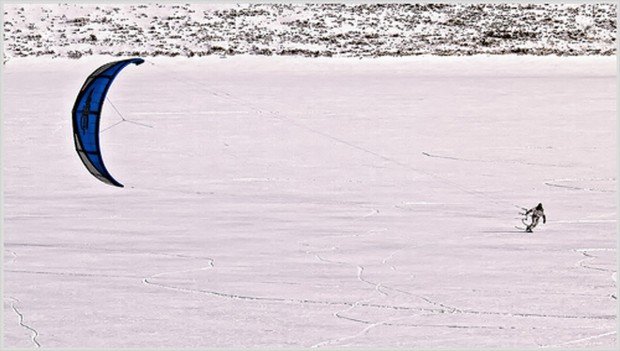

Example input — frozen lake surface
[2,56,617,348]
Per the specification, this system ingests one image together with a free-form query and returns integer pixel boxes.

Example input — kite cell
[71,58,144,187]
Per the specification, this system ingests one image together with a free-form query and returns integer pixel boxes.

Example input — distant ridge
[3,3,616,59]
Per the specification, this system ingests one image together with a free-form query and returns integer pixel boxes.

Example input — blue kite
[72,58,144,187]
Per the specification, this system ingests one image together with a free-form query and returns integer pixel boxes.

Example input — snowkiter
[524,203,546,232]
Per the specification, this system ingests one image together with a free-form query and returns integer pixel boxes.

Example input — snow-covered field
[2,55,617,348]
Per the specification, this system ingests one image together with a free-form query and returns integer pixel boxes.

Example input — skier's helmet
[536,203,543,210]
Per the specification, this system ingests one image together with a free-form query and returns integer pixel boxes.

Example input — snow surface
[2,55,617,348]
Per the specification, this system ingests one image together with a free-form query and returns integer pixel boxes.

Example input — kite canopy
[72,58,144,187]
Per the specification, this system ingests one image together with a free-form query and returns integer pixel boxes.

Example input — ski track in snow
[572,248,617,302]
[299,207,616,348]
[5,297,41,348]
[539,330,617,349]
[4,243,217,279]
[329,227,388,239]
[137,206,464,348]
[142,264,456,315]
[306,204,618,347]
[314,309,529,350]
[543,177,616,193]
[6,197,615,348]
[4,249,41,348]
[310,266,403,348]
[312,254,389,297]
[527,246,619,347]
[312,251,614,349]
[312,312,419,348]
[143,258,215,287]
[5,242,211,260]
[351,208,380,222]
[423,152,616,194]
[7,298,41,348]
[304,206,401,346]
[357,266,389,297]
[421,151,573,168]
[6,196,616,346]
[574,248,616,274]
[381,249,400,271]
[5,269,141,279]
[544,182,615,193]
[313,252,616,321]
[310,250,458,348]
[306,207,415,348]
[311,285,408,348]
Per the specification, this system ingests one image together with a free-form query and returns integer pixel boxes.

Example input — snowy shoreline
[5,54,615,80]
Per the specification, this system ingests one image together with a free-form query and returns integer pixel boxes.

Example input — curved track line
[304,206,401,347]
[4,250,41,348]
[544,182,615,193]
[314,252,346,265]
[142,257,215,287]
[357,266,388,297]
[311,265,408,348]
[139,207,614,348]
[305,230,614,340]
[6,297,41,348]
[140,250,614,321]
[351,209,380,222]
[422,151,572,168]
[141,247,452,314]
[540,330,617,348]
[321,312,525,331]
[4,242,217,262]
[313,290,391,348]
[5,245,215,280]
[312,313,417,348]
[573,248,616,273]
[572,248,617,301]
[312,254,389,297]
[544,177,616,193]
[5,269,140,279]
[305,206,616,344]
[372,283,614,321]
[313,309,536,348]
[381,250,400,271]
[329,227,388,239]
[143,279,449,313]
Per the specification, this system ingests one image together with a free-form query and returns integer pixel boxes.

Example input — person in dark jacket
[524,203,546,232]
